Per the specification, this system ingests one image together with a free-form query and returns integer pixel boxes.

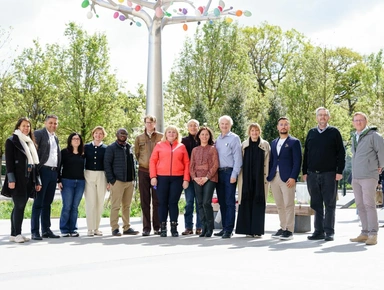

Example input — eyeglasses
[72,137,80,141]
[353,119,365,123]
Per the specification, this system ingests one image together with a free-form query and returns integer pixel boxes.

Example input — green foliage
[243,23,305,96]
[222,92,246,141]
[190,96,209,126]
[55,22,142,144]
[12,40,61,128]
[262,96,284,143]
[167,20,252,131]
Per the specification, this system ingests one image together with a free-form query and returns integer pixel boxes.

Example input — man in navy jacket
[267,117,302,240]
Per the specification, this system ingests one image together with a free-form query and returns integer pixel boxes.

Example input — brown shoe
[181,228,193,235]
[365,235,377,245]
[350,235,368,243]
[195,228,202,235]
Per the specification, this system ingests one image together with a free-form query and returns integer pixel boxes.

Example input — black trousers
[194,180,216,231]
[11,192,29,236]
[307,171,337,235]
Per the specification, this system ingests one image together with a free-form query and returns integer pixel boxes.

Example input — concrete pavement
[1,208,384,290]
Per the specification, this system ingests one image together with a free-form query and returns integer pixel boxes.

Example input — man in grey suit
[31,115,61,240]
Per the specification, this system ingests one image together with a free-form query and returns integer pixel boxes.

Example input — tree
[243,23,305,96]
[55,22,135,143]
[190,96,209,126]
[0,26,18,158]
[167,20,251,128]
[330,47,366,116]
[12,40,60,129]
[222,91,246,141]
[262,96,284,143]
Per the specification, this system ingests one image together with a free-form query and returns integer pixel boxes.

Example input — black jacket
[1,135,41,198]
[104,141,135,184]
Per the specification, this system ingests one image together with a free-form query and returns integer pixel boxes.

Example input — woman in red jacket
[150,125,190,237]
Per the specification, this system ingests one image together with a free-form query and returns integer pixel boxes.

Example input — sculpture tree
[81,0,251,130]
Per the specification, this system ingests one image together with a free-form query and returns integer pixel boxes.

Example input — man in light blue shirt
[214,115,242,238]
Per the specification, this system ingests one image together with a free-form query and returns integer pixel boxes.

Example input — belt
[219,167,233,171]
[43,165,57,171]
[308,170,325,174]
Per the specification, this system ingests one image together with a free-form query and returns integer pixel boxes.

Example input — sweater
[302,126,345,175]
[59,149,85,181]
[84,142,107,171]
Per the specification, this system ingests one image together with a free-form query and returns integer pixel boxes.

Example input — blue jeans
[216,169,237,232]
[59,178,85,234]
[306,171,337,235]
[31,166,58,234]
[184,181,201,229]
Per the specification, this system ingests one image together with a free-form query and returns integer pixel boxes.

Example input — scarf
[14,129,40,165]
[242,138,265,203]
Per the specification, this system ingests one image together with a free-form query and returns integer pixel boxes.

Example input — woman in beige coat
[235,123,270,237]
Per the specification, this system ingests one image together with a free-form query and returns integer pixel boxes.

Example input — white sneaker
[9,236,16,242]
[22,235,30,242]
[94,230,103,236]
[14,235,25,243]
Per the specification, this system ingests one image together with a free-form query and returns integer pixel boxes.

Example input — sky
[1,0,383,92]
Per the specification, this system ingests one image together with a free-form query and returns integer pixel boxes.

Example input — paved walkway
[1,208,384,289]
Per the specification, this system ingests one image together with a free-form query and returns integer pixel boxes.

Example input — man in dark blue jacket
[104,128,139,236]
[267,117,302,240]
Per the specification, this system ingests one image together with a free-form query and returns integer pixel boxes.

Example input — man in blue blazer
[267,117,302,240]
[31,115,61,240]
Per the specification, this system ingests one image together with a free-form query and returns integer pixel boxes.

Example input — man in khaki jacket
[134,115,163,236]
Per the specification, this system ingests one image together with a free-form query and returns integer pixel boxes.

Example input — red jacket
[150,140,190,181]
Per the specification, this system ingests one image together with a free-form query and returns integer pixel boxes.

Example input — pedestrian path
[1,208,384,290]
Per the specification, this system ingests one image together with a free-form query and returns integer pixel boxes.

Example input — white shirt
[276,138,287,172]
[44,130,58,167]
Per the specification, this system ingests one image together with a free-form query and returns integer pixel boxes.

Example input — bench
[266,203,314,233]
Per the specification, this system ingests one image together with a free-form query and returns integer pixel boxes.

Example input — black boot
[205,229,213,237]
[170,221,179,237]
[199,227,207,237]
[160,222,167,237]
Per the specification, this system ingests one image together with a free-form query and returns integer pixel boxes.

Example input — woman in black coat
[1,117,41,243]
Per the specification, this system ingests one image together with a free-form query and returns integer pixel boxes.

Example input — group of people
[1,115,141,242]
[1,106,383,246]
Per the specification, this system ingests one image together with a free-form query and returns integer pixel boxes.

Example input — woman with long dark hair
[189,126,219,237]
[1,117,41,243]
[58,132,85,237]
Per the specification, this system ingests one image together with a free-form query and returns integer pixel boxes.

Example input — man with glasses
[134,115,163,236]
[349,112,384,245]
[214,115,242,239]
[302,107,345,241]
[104,128,139,236]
